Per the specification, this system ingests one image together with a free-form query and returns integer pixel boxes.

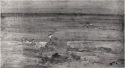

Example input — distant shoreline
[1,13,123,17]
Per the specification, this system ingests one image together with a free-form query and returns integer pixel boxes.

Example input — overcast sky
[1,0,124,14]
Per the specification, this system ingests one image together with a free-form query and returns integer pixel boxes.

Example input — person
[22,37,26,42]
[48,28,57,41]
[30,39,36,46]
[48,34,52,40]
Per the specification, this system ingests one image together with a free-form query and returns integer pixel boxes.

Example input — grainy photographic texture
[1,0,124,68]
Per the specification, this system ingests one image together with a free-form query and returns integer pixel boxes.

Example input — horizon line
[1,13,124,17]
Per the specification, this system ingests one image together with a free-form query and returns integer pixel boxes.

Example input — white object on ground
[35,42,47,49]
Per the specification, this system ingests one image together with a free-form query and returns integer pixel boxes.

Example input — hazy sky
[1,0,124,14]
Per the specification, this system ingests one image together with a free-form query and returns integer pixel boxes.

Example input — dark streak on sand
[1,13,123,17]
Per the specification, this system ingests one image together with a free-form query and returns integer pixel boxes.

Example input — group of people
[22,30,54,47]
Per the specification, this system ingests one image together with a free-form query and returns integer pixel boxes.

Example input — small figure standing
[48,28,57,41]
[22,37,26,42]
[48,34,52,41]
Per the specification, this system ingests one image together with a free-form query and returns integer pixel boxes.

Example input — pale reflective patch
[39,42,47,47]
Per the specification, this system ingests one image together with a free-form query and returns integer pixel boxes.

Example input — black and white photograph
[1,0,124,68]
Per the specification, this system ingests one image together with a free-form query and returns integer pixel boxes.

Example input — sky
[1,0,124,14]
